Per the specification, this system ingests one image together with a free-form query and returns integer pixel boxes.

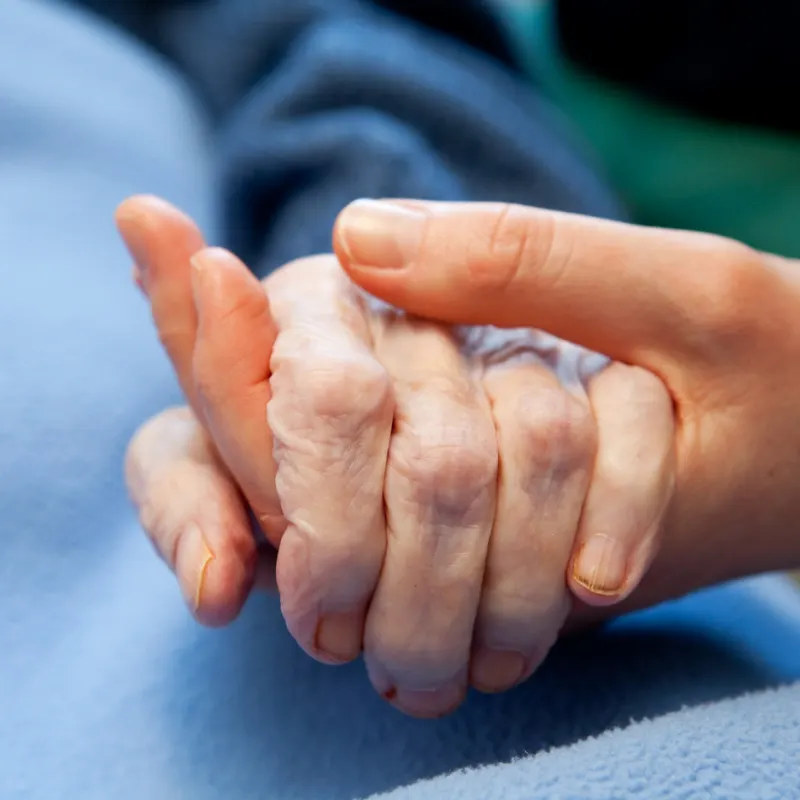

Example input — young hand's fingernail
[314,610,362,664]
[132,264,147,295]
[117,214,149,276]
[470,649,526,694]
[189,252,213,308]
[190,252,207,277]
[336,199,428,270]
[573,533,627,597]
[176,522,215,613]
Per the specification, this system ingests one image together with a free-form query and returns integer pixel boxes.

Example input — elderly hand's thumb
[333,199,766,374]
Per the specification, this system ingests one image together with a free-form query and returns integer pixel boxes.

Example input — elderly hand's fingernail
[337,199,428,270]
[176,522,215,613]
[315,610,362,664]
[391,684,465,719]
[470,649,526,694]
[573,533,627,597]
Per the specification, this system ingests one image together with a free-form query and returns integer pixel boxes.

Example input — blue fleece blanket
[1,1,798,798]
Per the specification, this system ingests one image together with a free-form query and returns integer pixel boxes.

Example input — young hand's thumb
[333,199,770,376]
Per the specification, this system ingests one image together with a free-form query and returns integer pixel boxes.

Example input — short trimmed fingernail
[392,684,465,718]
[132,264,147,295]
[470,649,526,694]
[189,252,213,305]
[117,217,149,277]
[176,522,215,613]
[315,610,362,664]
[573,534,627,596]
[189,252,208,278]
[337,199,427,270]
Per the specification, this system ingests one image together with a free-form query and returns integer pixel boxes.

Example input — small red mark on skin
[382,687,398,702]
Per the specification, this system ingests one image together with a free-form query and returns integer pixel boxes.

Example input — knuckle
[620,365,672,413]
[283,350,392,426]
[483,532,572,619]
[465,206,564,297]
[466,204,531,293]
[692,238,768,345]
[392,417,498,507]
[479,577,570,636]
[514,387,596,474]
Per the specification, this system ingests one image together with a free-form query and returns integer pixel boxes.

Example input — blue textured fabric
[1,1,799,799]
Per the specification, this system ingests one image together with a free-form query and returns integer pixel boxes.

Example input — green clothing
[492,1,800,257]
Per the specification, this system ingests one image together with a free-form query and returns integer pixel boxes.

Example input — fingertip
[333,200,376,274]
[115,196,166,243]
[115,194,157,226]
[175,523,256,628]
[333,198,426,272]
[188,249,228,326]
[572,364,675,609]
[116,195,204,255]
[569,576,626,608]
[568,533,659,608]
[470,649,528,695]
[116,195,206,302]
[332,204,353,269]
[314,610,364,665]
[115,194,188,225]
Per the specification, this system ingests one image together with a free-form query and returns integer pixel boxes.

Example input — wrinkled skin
[118,197,675,718]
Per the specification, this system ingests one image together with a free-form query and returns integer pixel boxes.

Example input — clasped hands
[118,197,800,718]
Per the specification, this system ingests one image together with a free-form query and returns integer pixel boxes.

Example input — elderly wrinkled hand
[117,197,674,718]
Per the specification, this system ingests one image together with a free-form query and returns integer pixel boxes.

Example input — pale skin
[117,196,800,718]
